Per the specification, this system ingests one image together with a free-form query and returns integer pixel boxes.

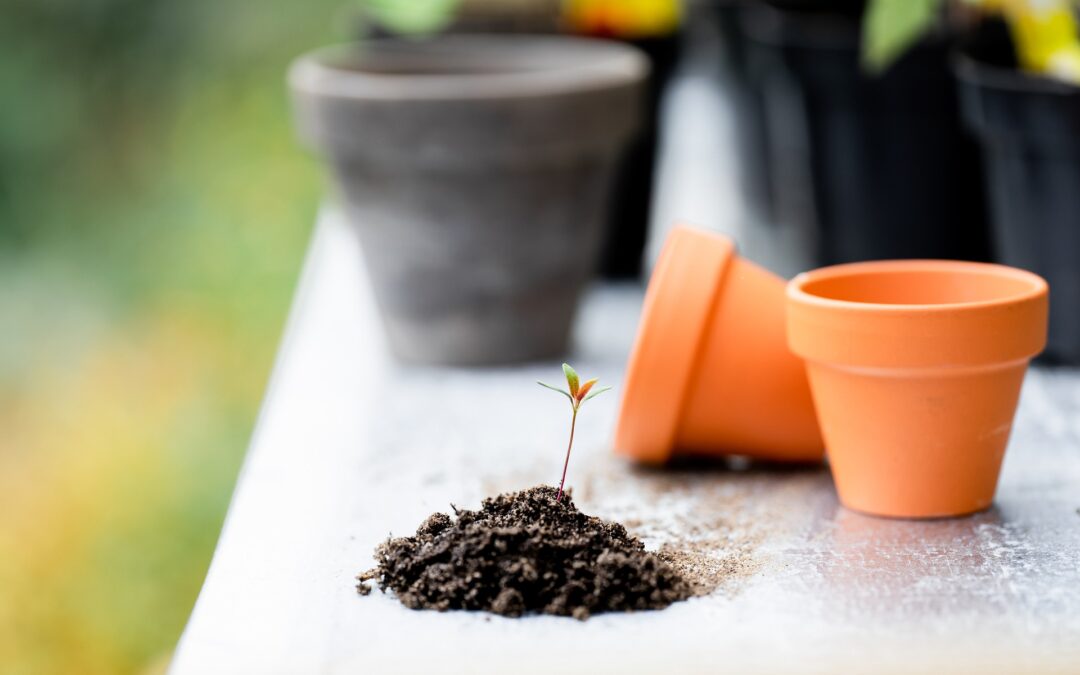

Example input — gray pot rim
[289,34,649,102]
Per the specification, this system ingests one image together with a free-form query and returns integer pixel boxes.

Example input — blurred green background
[0,1,348,672]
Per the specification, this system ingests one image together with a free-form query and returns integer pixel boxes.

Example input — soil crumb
[657,542,761,597]
[357,485,694,619]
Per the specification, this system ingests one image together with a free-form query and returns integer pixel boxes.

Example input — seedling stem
[538,363,611,503]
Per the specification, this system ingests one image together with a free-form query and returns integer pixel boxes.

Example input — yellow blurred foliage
[563,0,681,37]
[0,310,269,674]
[0,2,333,673]
[981,0,1080,83]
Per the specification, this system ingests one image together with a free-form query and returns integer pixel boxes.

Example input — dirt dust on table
[356,485,695,619]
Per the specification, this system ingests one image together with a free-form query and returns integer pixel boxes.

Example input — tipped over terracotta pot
[787,260,1048,519]
[614,226,824,464]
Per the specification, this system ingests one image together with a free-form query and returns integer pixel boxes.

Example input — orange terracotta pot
[614,226,824,464]
[787,260,1048,519]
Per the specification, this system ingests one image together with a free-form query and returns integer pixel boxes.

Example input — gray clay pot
[289,36,647,364]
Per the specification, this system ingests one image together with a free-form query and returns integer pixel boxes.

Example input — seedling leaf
[537,381,572,402]
[576,378,599,402]
[583,385,612,402]
[563,363,580,398]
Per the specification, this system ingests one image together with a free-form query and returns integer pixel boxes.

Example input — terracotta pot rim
[615,226,735,464]
[788,259,1049,368]
[789,259,1047,315]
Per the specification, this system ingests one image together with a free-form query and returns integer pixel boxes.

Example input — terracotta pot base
[614,226,823,464]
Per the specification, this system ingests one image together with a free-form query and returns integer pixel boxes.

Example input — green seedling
[538,363,612,503]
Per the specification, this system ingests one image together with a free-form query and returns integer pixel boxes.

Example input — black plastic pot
[714,0,865,233]
[955,30,1080,363]
[597,33,681,279]
[713,0,819,276]
[740,4,990,267]
[714,1,776,231]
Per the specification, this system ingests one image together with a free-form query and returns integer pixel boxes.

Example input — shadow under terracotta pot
[614,226,823,464]
[787,260,1048,519]
[290,37,647,364]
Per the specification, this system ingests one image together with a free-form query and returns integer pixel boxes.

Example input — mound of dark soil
[357,485,692,619]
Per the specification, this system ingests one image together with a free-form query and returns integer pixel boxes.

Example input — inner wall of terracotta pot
[800,267,1040,306]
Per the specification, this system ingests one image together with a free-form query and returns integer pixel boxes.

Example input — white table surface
[172,28,1080,670]
[171,207,1080,675]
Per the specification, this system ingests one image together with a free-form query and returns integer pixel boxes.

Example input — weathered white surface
[172,209,1080,675]
[174,26,1080,669]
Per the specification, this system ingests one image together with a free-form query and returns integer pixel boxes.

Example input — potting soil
[357,485,693,620]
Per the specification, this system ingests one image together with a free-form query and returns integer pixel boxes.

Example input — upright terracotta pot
[787,260,1048,519]
[614,226,823,464]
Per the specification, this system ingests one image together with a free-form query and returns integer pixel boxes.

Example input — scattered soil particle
[357,485,694,619]
[657,541,761,597]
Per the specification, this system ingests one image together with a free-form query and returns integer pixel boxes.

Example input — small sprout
[538,363,612,503]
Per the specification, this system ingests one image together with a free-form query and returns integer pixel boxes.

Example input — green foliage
[0,1,348,672]
[862,0,944,73]
[362,0,460,35]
